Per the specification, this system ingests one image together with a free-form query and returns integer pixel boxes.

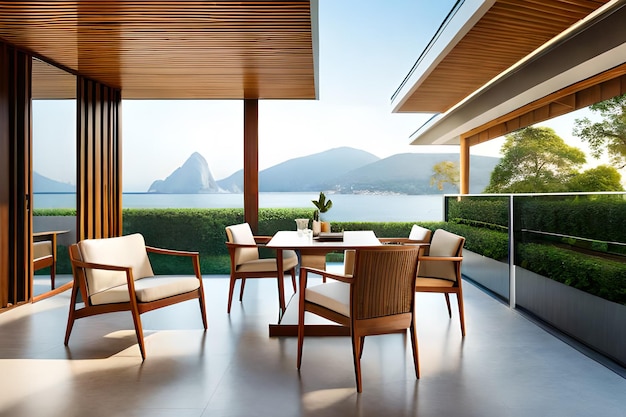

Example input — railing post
[508,194,516,308]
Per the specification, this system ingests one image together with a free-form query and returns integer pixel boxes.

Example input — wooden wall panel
[76,77,122,241]
[0,43,32,308]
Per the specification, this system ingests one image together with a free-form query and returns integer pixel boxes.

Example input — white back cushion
[226,223,259,266]
[78,233,154,296]
[417,229,463,282]
[33,241,53,259]
[408,225,431,241]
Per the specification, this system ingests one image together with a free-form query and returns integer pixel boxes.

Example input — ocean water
[33,192,445,222]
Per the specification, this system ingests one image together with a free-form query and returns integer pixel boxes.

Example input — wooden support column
[460,136,470,195]
[243,99,259,233]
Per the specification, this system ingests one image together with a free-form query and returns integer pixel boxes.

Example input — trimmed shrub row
[34,207,625,305]
[518,243,626,305]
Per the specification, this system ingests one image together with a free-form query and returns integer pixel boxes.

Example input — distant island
[146,147,500,195]
[34,147,500,195]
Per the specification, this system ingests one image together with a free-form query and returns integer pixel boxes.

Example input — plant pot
[312,220,321,236]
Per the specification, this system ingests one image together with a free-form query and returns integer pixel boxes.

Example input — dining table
[265,230,383,336]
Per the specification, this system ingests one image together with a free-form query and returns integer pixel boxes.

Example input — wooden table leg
[277,249,286,318]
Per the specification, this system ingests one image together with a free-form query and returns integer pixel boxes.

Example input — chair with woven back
[225,223,298,314]
[415,229,466,336]
[296,244,423,392]
[343,224,431,276]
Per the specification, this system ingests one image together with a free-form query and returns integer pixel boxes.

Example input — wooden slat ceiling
[0,1,317,100]
[394,0,611,113]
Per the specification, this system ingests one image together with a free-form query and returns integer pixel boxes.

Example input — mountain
[325,153,500,194]
[217,147,380,192]
[153,149,499,195]
[148,152,221,193]
[33,172,75,192]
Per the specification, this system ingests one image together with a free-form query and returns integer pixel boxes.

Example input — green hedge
[517,197,626,242]
[433,222,509,261]
[447,197,509,228]
[33,207,625,305]
[518,243,626,305]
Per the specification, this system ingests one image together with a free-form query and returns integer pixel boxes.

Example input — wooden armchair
[225,223,298,314]
[33,230,67,290]
[33,240,56,290]
[65,233,207,360]
[415,229,466,336]
[297,245,423,392]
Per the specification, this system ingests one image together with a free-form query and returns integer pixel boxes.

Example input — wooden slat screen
[0,42,32,308]
[76,77,122,241]
[0,1,316,100]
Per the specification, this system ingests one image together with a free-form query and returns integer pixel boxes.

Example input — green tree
[430,160,460,191]
[566,165,623,192]
[573,93,626,168]
[484,126,586,193]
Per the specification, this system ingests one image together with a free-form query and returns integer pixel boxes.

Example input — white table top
[266,230,381,250]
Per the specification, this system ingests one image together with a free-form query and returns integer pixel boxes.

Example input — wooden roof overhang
[412,0,626,146]
[0,1,319,100]
[392,0,613,114]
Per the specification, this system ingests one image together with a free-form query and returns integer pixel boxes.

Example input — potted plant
[312,191,332,235]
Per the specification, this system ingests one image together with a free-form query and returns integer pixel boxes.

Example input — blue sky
[33,0,603,192]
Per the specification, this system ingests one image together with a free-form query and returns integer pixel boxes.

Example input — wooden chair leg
[291,268,297,293]
[198,289,208,330]
[444,293,452,318]
[129,302,147,360]
[227,275,237,313]
[51,261,56,290]
[359,336,365,359]
[239,278,246,301]
[457,290,466,337]
[64,284,80,345]
[410,319,420,378]
[352,332,363,393]
[297,307,306,370]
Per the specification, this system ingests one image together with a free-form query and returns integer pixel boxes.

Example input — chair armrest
[146,246,202,279]
[419,256,463,262]
[379,238,429,244]
[70,259,138,297]
[71,259,132,272]
[253,236,272,245]
[301,266,353,284]
[225,242,260,249]
[146,246,199,257]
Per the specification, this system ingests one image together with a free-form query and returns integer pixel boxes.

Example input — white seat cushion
[236,250,298,272]
[415,277,455,288]
[305,282,350,317]
[90,276,200,305]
